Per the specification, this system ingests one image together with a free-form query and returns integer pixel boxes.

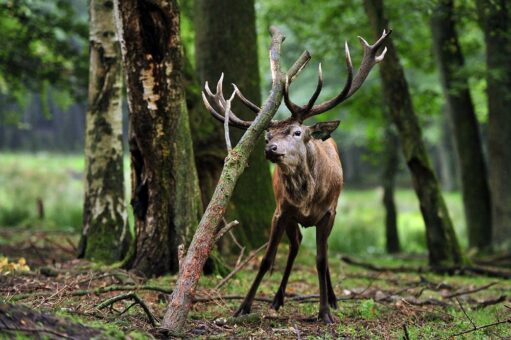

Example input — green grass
[0,152,466,255]
[301,188,466,255]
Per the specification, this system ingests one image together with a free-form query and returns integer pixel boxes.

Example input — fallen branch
[443,282,498,299]
[214,242,268,290]
[96,292,159,327]
[474,295,507,310]
[10,284,172,302]
[341,256,511,279]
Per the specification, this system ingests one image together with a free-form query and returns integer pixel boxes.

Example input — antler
[202,73,257,130]
[284,29,392,122]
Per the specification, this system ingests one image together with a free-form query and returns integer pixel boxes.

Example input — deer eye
[294,130,301,137]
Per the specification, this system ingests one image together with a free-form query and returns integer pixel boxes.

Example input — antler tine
[232,84,261,113]
[202,91,251,130]
[203,73,254,130]
[283,75,303,119]
[304,30,391,118]
[304,41,354,118]
[347,29,392,97]
[302,63,324,113]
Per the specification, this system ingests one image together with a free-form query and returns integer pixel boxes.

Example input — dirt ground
[0,229,510,339]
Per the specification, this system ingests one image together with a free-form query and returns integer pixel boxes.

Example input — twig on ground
[402,323,410,340]
[443,282,498,299]
[450,317,511,337]
[96,292,159,327]
[456,297,477,330]
[214,242,268,290]
[10,284,172,302]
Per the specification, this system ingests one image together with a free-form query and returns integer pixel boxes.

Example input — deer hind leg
[234,212,287,317]
[271,222,302,311]
[316,212,336,323]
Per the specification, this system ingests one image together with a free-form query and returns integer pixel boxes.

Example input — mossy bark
[191,0,275,249]
[114,0,202,276]
[79,0,129,263]
[430,0,492,251]
[364,0,463,266]
[475,0,511,251]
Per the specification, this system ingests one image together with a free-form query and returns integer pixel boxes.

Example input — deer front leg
[316,212,336,323]
[271,222,302,311]
[234,212,287,317]
[326,267,338,310]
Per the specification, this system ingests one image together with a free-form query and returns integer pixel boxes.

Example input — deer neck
[277,142,317,206]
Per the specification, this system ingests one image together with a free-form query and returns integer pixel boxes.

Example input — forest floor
[1,228,510,339]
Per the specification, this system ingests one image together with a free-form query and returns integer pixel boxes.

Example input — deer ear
[309,121,340,141]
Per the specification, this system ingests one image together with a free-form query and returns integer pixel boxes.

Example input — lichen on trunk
[114,0,202,276]
[79,0,129,263]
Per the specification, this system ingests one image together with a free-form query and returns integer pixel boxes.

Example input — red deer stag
[202,30,391,323]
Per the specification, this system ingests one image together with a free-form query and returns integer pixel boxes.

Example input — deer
[202,30,391,323]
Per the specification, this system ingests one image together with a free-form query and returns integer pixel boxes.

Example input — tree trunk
[162,28,307,332]
[79,0,129,263]
[476,0,511,251]
[382,118,400,253]
[363,0,463,266]
[430,0,492,251]
[191,0,275,249]
[114,0,202,276]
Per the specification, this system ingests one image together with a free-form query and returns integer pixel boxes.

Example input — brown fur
[273,138,343,227]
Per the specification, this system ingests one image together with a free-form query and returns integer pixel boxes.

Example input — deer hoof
[328,295,338,310]
[234,303,251,317]
[318,310,335,324]
[271,293,284,311]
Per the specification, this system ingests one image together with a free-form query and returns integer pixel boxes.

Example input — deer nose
[266,144,278,154]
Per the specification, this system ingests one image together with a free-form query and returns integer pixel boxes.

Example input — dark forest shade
[382,120,400,254]
[114,0,202,276]
[192,0,275,248]
[476,0,511,251]
[430,0,492,251]
[363,0,463,266]
[79,0,129,263]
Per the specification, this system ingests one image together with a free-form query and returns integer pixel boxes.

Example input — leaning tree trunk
[430,0,492,251]
[79,0,129,263]
[382,118,400,254]
[162,28,308,332]
[113,0,202,276]
[363,0,463,266]
[192,0,275,249]
[476,0,511,251]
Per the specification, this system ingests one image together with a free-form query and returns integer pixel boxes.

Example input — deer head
[202,30,391,167]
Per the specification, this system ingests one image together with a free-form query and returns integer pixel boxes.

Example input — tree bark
[382,119,400,254]
[79,0,129,263]
[161,28,308,332]
[475,0,511,251]
[191,0,275,249]
[430,0,492,251]
[363,0,463,266]
[113,0,202,276]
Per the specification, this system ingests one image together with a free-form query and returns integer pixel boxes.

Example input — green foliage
[255,0,487,148]
[0,0,88,121]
